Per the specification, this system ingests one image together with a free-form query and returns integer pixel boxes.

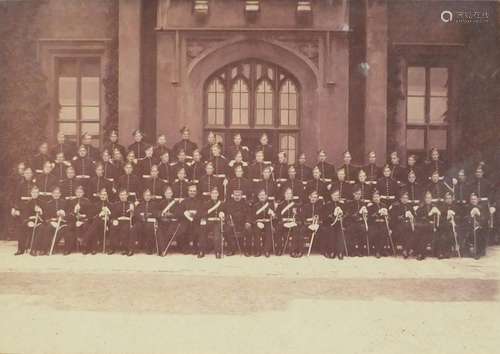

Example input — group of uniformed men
[9,126,499,260]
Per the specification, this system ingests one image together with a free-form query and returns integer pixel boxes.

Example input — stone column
[364,0,388,162]
[118,0,142,145]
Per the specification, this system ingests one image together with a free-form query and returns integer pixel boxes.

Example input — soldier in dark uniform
[356,170,373,203]
[142,165,166,201]
[225,190,252,256]
[281,165,303,202]
[437,192,461,259]
[464,192,493,259]
[199,162,223,201]
[179,184,202,254]
[157,186,183,256]
[201,131,221,163]
[42,186,71,255]
[302,190,325,256]
[251,189,276,257]
[404,154,422,183]
[253,166,277,204]
[424,147,447,181]
[427,170,449,203]
[109,189,135,255]
[17,186,48,256]
[51,131,77,161]
[100,149,119,187]
[389,190,416,258]
[153,134,171,163]
[173,126,198,161]
[103,130,126,160]
[198,187,226,258]
[53,152,71,183]
[60,166,78,200]
[88,163,113,202]
[37,161,58,202]
[367,190,390,258]
[128,129,151,160]
[403,170,424,206]
[227,151,249,178]
[315,150,336,185]
[172,149,192,180]
[66,185,90,254]
[389,151,405,185]
[364,151,381,186]
[276,187,301,257]
[322,189,346,259]
[452,169,468,204]
[339,151,359,184]
[112,147,126,175]
[125,150,139,175]
[227,165,252,202]
[132,189,159,254]
[415,191,441,260]
[81,132,100,163]
[331,168,352,202]
[31,142,51,175]
[137,145,155,179]
[346,186,370,256]
[226,133,251,163]
[467,166,493,205]
[172,168,190,200]
[377,165,399,204]
[273,152,289,191]
[73,145,94,189]
[158,151,174,184]
[210,143,229,180]
[248,150,266,183]
[82,188,111,254]
[188,149,206,184]
[117,162,141,203]
[255,133,275,165]
[14,167,37,207]
[305,166,328,203]
[295,152,312,187]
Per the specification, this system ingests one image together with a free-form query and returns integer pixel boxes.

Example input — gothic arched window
[204,59,300,163]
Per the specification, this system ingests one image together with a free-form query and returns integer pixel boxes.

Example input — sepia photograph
[0,0,499,353]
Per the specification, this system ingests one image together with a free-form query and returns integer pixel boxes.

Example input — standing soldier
[364,151,381,186]
[109,189,135,255]
[15,167,37,207]
[227,165,252,202]
[51,131,77,161]
[251,189,276,257]
[53,152,71,183]
[315,150,336,185]
[171,168,190,200]
[179,184,202,254]
[198,187,226,258]
[322,189,346,259]
[404,154,422,183]
[31,142,51,175]
[100,150,119,186]
[452,169,468,204]
[201,131,221,163]
[88,164,113,202]
[103,130,126,160]
[128,130,151,160]
[253,166,277,204]
[172,149,192,179]
[157,186,183,256]
[81,133,100,163]
[281,165,303,202]
[377,165,399,203]
[132,189,159,255]
[82,188,111,255]
[153,134,171,163]
[18,186,48,256]
[403,171,424,206]
[142,165,166,201]
[225,190,252,256]
[226,133,251,163]
[415,191,441,260]
[210,144,229,179]
[295,152,313,187]
[274,152,289,190]
[424,147,447,181]
[43,186,71,255]
[158,151,174,185]
[276,188,300,257]
[137,145,155,179]
[173,126,198,161]
[199,162,223,200]
[248,150,266,183]
[389,191,417,259]
[464,193,493,259]
[36,161,57,202]
[189,149,206,184]
[367,190,390,258]
[73,145,94,189]
[427,170,449,203]
[346,187,370,256]
[117,163,141,203]
[339,151,359,185]
[255,133,275,165]
[227,151,249,178]
[467,166,493,205]
[331,168,352,202]
[61,166,78,200]
[356,170,373,203]
[66,185,90,254]
[388,151,405,185]
[306,166,328,203]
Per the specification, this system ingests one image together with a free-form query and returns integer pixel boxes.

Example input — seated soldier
[225,190,252,256]
[198,187,226,258]
[414,191,441,260]
[251,189,276,257]
[82,188,112,255]
[131,189,160,255]
[302,190,324,257]
[44,186,71,255]
[389,191,416,259]
[158,186,183,256]
[346,186,370,257]
[17,186,48,256]
[322,189,346,259]
[109,189,135,256]
[276,187,301,257]
[67,185,92,254]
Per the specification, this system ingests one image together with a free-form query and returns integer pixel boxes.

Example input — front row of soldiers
[15,177,494,260]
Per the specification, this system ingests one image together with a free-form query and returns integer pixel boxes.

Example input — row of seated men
[13,178,496,260]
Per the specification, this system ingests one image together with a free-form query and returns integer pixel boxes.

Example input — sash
[207,200,222,215]
[162,199,177,214]
[256,202,269,215]
[281,202,295,215]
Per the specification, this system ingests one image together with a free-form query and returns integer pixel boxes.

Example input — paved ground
[0,241,499,354]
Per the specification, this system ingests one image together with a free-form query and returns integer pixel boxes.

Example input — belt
[276,178,287,182]
[268,196,275,201]
[409,200,420,203]
[479,197,489,202]
[202,192,210,196]
[117,216,131,221]
[207,217,221,221]
[282,218,294,222]
[263,161,272,165]
[302,181,308,185]
[174,198,185,202]
[152,195,163,200]
[366,181,377,185]
[215,174,226,178]
[106,178,114,182]
[256,218,271,223]
[146,218,157,223]
[65,196,77,200]
[35,169,43,174]
[76,175,90,179]
[292,196,300,200]
[191,179,199,184]
[21,197,31,201]
[431,198,443,203]
[128,192,136,196]
[252,178,262,182]
[39,192,52,196]
[380,196,395,200]
[142,175,152,179]
[161,217,178,222]
[321,178,332,183]
[345,180,356,184]
[92,193,99,197]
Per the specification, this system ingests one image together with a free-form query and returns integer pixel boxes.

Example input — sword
[162,223,181,256]
[307,215,319,257]
[384,215,396,256]
[362,212,370,256]
[29,211,41,253]
[450,215,461,258]
[339,215,349,256]
[49,216,63,256]
[229,215,242,255]
[154,220,160,256]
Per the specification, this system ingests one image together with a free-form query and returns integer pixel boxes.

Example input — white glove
[74,204,81,213]
[112,219,119,226]
[11,208,20,217]
[76,221,84,227]
[218,211,225,219]
[56,209,66,217]
[308,223,319,231]
[489,206,496,214]
[447,210,456,220]
[184,210,194,222]
[405,211,413,219]
[284,221,297,228]
[413,205,419,212]
[257,221,265,229]
[379,208,388,216]
[359,206,368,215]
[334,206,343,217]
[34,206,43,214]
[103,207,111,215]
[452,178,458,185]
[223,178,228,186]
[267,209,275,217]
[228,160,235,167]
[327,184,332,191]
[471,208,480,217]
[429,207,440,216]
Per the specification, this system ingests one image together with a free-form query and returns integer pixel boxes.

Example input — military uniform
[172,139,198,161]
[346,198,370,256]
[225,198,252,255]
[82,200,112,253]
[276,200,301,256]
[142,176,167,201]
[158,161,175,184]
[157,198,183,255]
[67,196,92,252]
[227,177,252,201]
[131,200,159,254]
[117,173,141,202]
[367,200,390,256]
[36,173,57,202]
[20,198,47,254]
[389,201,416,255]
[251,200,275,256]
[88,175,113,201]
[363,163,381,186]
[377,176,399,203]
[198,198,226,257]
[109,200,135,254]
[43,197,71,254]
[315,161,336,185]
[128,141,152,160]
[178,196,203,253]
[322,200,346,257]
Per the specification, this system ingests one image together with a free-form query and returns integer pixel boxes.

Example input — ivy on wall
[103,0,119,136]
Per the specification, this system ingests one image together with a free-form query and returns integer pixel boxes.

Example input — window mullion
[249,60,255,128]
[76,59,83,146]
[273,66,279,128]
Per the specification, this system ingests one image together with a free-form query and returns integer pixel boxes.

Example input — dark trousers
[43,222,72,253]
[224,223,249,254]
[19,223,47,252]
[82,218,108,252]
[110,221,135,252]
[322,224,346,255]
[131,221,157,254]
[252,222,273,254]
[465,226,487,257]
[199,221,223,254]
[393,222,415,253]
[280,225,301,254]
[369,222,388,254]
[347,222,369,255]
[435,224,455,256]
[158,220,183,255]
[177,221,200,252]
[414,223,435,256]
